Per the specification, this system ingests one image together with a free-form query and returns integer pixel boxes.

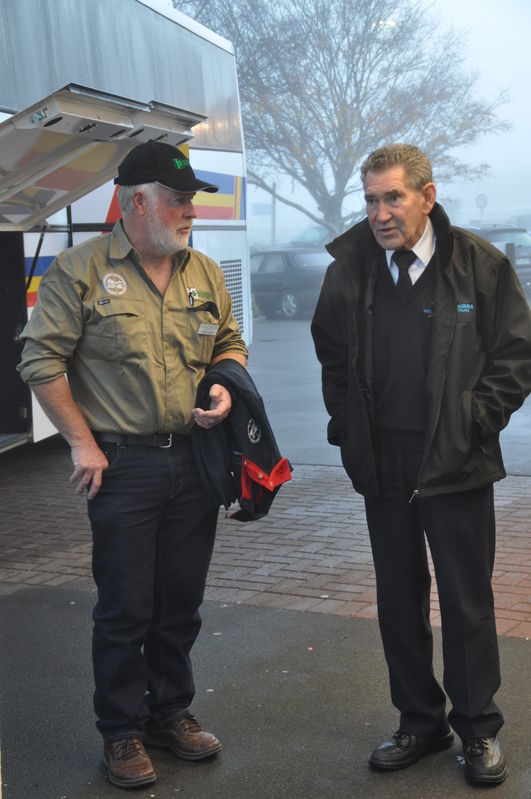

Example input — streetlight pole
[271,180,276,245]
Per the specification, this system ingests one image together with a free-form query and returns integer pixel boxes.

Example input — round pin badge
[103,273,127,296]
[247,418,262,444]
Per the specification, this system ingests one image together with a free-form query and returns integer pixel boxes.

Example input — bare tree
[174,0,509,235]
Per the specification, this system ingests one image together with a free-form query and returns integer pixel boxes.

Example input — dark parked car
[466,224,531,303]
[251,247,332,319]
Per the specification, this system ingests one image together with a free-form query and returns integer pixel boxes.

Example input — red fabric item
[240,456,292,501]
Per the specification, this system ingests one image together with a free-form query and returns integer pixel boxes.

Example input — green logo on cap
[172,157,190,170]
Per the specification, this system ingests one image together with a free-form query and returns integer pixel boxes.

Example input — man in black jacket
[311,143,531,786]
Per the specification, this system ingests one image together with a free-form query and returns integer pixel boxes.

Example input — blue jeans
[87,437,218,741]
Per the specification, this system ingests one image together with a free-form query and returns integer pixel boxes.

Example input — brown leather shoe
[144,711,222,761]
[103,738,156,788]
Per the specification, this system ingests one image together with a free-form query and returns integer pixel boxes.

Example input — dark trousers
[87,438,218,741]
[364,438,503,740]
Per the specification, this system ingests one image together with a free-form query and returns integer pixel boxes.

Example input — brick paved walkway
[1,437,530,638]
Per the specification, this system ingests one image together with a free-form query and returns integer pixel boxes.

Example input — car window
[484,230,531,247]
[260,254,286,273]
[292,252,332,269]
[250,254,263,274]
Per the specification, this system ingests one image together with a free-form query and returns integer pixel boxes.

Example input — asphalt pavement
[1,584,530,799]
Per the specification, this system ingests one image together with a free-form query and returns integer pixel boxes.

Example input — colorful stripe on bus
[193,171,245,220]
[25,256,54,308]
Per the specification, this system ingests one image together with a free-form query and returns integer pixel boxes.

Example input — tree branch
[247,172,332,230]
[175,0,510,233]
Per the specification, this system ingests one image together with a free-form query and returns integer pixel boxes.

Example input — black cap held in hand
[114,141,218,193]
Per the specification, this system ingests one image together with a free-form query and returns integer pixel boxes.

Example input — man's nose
[184,200,197,218]
[375,201,391,220]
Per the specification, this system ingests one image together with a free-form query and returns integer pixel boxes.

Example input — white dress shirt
[385,218,436,286]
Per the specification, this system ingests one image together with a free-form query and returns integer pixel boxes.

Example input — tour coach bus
[0,0,251,453]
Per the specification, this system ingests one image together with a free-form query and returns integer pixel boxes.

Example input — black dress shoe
[462,734,507,784]
[369,729,454,770]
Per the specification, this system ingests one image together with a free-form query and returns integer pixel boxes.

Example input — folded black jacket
[193,359,292,520]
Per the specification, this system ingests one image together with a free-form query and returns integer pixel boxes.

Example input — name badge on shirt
[198,323,219,336]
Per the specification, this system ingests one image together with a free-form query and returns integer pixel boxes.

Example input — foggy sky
[249,0,531,241]
[431,0,531,224]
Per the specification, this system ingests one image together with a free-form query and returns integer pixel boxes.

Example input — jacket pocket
[338,379,378,495]
[327,400,347,446]
[421,389,483,489]
[455,389,475,455]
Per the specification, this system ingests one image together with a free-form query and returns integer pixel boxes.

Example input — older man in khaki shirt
[18,141,247,789]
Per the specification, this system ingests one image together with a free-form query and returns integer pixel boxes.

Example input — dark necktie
[392,249,416,296]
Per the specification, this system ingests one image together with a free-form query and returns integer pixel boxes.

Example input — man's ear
[133,190,146,214]
[422,182,437,214]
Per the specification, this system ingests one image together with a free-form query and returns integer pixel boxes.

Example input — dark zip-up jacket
[311,203,531,498]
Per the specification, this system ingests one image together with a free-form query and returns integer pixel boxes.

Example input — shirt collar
[385,217,436,268]
[109,220,136,261]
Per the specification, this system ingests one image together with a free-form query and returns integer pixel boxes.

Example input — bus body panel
[0,0,250,453]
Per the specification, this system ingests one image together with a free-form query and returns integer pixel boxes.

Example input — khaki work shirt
[18,221,248,435]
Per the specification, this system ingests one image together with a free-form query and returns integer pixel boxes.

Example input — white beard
[145,206,191,254]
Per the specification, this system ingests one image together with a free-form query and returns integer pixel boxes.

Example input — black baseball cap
[114,141,218,193]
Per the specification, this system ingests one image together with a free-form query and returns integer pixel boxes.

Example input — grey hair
[117,183,159,214]
[360,144,433,190]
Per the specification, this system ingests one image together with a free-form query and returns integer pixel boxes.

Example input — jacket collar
[326,202,453,266]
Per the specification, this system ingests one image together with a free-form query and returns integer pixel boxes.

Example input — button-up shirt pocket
[83,298,147,361]
[186,300,220,367]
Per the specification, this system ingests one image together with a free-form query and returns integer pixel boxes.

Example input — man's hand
[192,383,232,429]
[69,441,109,500]
[31,377,109,499]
